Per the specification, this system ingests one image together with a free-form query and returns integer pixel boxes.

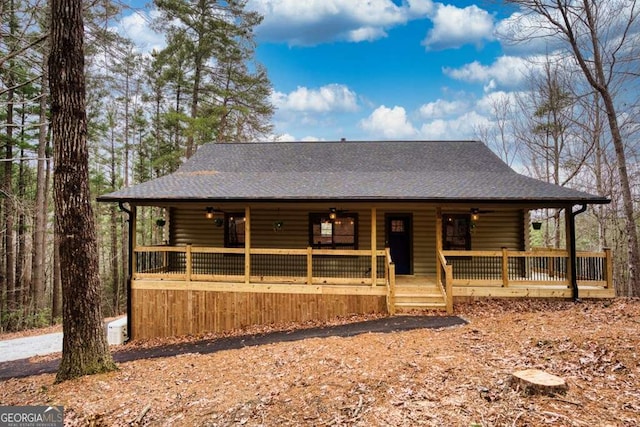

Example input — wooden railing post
[501,247,509,287]
[388,262,396,315]
[371,207,377,286]
[435,208,443,286]
[185,244,192,282]
[162,248,168,273]
[438,250,454,314]
[307,246,313,285]
[132,247,137,279]
[445,264,453,314]
[604,248,613,289]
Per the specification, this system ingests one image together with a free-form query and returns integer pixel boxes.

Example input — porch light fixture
[329,208,337,220]
[205,207,224,220]
[532,221,542,230]
[471,208,480,221]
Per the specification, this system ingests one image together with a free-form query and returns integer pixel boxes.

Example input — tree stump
[509,369,568,396]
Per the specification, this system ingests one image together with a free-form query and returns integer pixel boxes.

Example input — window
[225,212,246,247]
[443,214,471,250]
[309,213,358,249]
[390,219,405,233]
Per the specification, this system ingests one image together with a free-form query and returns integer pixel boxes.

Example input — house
[97,140,614,339]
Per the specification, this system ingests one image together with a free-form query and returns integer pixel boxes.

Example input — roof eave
[96,195,611,206]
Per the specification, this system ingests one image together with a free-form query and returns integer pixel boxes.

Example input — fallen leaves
[1,298,639,426]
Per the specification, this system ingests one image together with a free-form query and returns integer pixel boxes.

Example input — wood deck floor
[391,275,615,313]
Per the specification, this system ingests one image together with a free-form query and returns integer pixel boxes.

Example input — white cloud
[116,10,166,53]
[272,133,324,142]
[475,91,519,115]
[274,133,296,142]
[419,99,469,119]
[359,105,417,138]
[271,84,359,113]
[443,56,530,89]
[494,11,564,55]
[347,27,388,43]
[248,0,434,45]
[422,4,495,50]
[419,111,490,140]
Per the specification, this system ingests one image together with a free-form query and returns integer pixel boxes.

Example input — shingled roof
[97,140,608,205]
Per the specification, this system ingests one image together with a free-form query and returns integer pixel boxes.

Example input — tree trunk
[186,59,202,159]
[510,0,640,295]
[569,1,640,295]
[16,145,27,324]
[31,48,49,314]
[51,229,62,323]
[601,90,640,296]
[110,206,120,315]
[49,0,116,381]
[3,67,16,315]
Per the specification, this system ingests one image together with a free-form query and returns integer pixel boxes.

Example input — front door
[386,214,412,275]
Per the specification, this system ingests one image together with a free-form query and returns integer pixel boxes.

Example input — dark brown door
[386,214,412,275]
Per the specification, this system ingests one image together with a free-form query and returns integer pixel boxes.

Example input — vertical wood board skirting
[131,289,387,339]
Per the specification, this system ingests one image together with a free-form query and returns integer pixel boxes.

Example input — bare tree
[505,0,640,296]
[474,92,520,166]
[49,0,116,381]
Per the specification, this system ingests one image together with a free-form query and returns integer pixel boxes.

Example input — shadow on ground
[0,315,467,380]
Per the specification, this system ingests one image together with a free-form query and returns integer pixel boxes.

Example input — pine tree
[49,0,116,382]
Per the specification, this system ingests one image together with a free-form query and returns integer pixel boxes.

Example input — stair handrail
[438,250,454,314]
[385,248,396,315]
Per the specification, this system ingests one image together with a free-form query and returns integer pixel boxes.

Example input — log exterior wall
[131,288,386,339]
[170,203,526,277]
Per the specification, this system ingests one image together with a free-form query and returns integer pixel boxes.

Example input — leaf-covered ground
[1,298,638,426]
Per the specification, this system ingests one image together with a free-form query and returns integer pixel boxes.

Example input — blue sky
[117,0,543,142]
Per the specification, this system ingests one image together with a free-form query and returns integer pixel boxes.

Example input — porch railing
[437,250,454,314]
[439,248,613,289]
[385,248,396,315]
[134,245,388,286]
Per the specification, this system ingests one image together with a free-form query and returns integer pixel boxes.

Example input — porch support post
[118,202,135,341]
[371,207,377,286]
[604,247,613,289]
[244,206,251,284]
[435,207,442,286]
[566,204,587,300]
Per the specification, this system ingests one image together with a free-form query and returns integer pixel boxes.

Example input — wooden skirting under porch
[131,282,387,340]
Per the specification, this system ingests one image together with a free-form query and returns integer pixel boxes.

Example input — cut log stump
[509,369,568,396]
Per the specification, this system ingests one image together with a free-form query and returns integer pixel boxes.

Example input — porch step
[394,301,446,309]
[392,283,447,312]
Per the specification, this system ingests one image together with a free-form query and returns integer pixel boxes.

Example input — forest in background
[1,0,639,332]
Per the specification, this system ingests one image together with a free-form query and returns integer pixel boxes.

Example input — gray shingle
[97,140,608,204]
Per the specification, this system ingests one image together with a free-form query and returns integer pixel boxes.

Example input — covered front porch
[127,202,614,338]
[132,244,614,304]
